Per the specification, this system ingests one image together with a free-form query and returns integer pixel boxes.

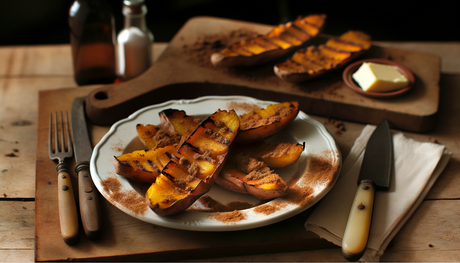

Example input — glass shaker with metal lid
[116,0,154,81]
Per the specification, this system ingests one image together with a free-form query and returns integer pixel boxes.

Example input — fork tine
[49,113,53,154]
[64,111,73,155]
[59,111,65,152]
[54,112,59,154]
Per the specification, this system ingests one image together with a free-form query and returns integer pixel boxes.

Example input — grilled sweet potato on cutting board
[146,109,240,216]
[274,31,372,83]
[211,14,326,67]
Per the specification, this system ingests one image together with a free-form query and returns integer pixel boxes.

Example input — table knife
[71,97,102,240]
[342,119,393,261]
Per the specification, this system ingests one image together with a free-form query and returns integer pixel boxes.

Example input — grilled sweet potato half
[239,141,305,168]
[217,155,288,200]
[274,31,372,83]
[211,14,326,68]
[216,141,304,199]
[113,144,178,184]
[236,101,299,144]
[146,109,240,216]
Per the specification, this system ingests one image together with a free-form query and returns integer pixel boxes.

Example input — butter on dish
[352,62,409,93]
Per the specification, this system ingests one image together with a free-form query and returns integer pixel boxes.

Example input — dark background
[0,0,458,46]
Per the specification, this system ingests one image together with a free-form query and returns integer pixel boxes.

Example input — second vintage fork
[49,111,79,245]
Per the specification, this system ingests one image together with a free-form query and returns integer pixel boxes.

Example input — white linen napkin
[305,125,452,262]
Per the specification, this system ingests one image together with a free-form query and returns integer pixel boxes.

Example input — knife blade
[342,119,393,261]
[71,96,102,240]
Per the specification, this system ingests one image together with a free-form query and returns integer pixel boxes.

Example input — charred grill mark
[117,157,133,168]
[148,160,160,173]
[162,167,175,181]
[182,141,200,153]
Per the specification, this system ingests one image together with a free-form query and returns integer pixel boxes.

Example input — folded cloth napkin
[305,125,452,262]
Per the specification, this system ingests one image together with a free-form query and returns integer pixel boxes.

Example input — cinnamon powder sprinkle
[101,177,148,216]
[284,151,340,207]
[209,210,246,223]
[253,203,287,215]
[239,106,292,130]
[226,101,261,113]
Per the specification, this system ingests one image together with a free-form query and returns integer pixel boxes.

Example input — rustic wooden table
[1,41,459,262]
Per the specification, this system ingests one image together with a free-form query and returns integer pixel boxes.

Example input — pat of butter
[352,62,409,92]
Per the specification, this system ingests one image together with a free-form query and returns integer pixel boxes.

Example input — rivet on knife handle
[76,162,102,240]
[57,162,79,245]
[342,180,375,262]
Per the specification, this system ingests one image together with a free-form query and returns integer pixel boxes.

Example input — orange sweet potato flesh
[274,30,372,83]
[236,101,299,144]
[159,109,201,139]
[115,109,201,184]
[211,14,326,67]
[146,109,240,216]
[136,124,162,150]
[215,141,304,199]
[113,144,178,184]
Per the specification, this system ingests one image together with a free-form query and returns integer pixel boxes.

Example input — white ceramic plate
[90,96,341,231]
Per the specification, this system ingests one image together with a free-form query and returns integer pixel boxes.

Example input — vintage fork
[49,111,79,245]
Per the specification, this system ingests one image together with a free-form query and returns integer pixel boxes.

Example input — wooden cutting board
[84,16,440,133]
[35,86,341,262]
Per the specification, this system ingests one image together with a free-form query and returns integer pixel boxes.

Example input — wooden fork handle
[76,162,102,240]
[57,162,79,245]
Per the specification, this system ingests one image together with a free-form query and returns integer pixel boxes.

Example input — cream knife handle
[57,162,79,245]
[76,162,102,240]
[342,180,375,262]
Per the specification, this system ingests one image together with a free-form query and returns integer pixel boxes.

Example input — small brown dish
[342,58,415,99]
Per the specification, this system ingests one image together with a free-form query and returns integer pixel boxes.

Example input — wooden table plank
[0,44,168,199]
[0,43,168,77]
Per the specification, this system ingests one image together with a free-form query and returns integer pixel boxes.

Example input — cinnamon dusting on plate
[101,177,148,216]
[284,150,340,207]
[253,203,286,215]
[209,210,247,223]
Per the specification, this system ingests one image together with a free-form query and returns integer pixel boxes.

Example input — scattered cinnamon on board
[325,118,346,135]
[182,29,259,68]
[101,176,148,216]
